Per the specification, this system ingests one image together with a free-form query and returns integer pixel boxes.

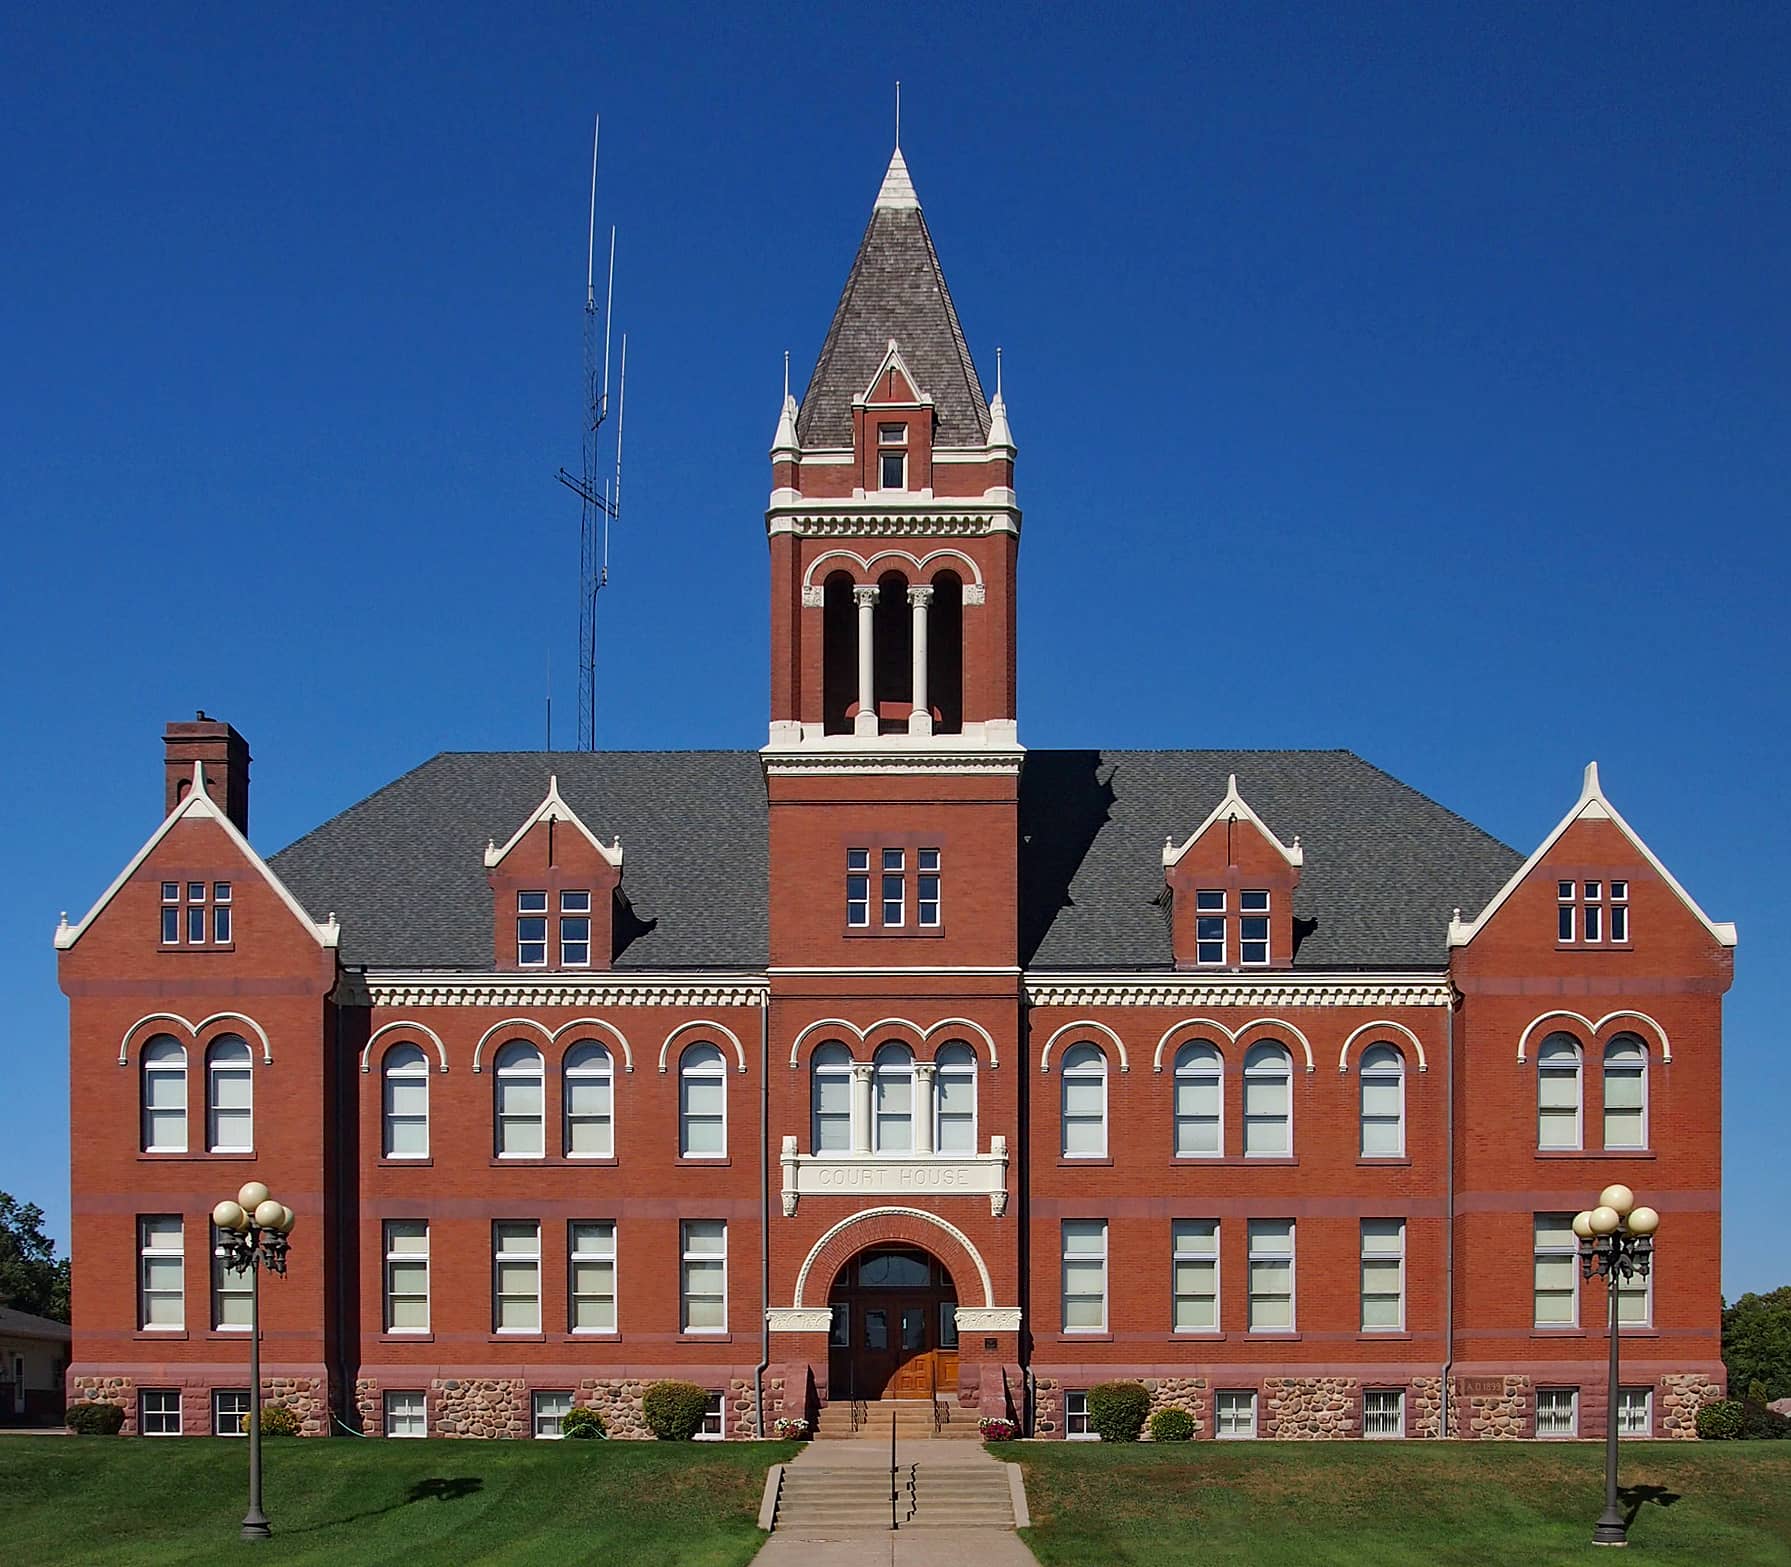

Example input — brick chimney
[163,712,252,834]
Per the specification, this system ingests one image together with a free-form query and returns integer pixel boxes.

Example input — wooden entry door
[828,1247,960,1401]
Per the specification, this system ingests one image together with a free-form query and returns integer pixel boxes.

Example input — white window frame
[140,1388,181,1437]
[1537,1033,1583,1151]
[493,1220,542,1334]
[1618,1386,1652,1437]
[1060,1219,1108,1334]
[1557,880,1575,942]
[563,1042,615,1158]
[1359,1219,1406,1333]
[1059,1043,1108,1159]
[1609,880,1630,943]
[1246,1218,1295,1333]
[1173,1041,1223,1158]
[383,1220,430,1334]
[810,1042,854,1154]
[139,1215,184,1331]
[212,1222,252,1332]
[1536,1387,1578,1439]
[1172,1219,1219,1334]
[872,1043,915,1153]
[881,847,906,927]
[1617,1259,1653,1329]
[1064,1390,1095,1440]
[1534,1213,1580,1328]
[559,889,592,968]
[1242,1042,1293,1158]
[917,847,941,927]
[516,889,548,966]
[140,1035,188,1153]
[679,1043,728,1159]
[384,1390,427,1438]
[933,1041,977,1154]
[846,848,870,927]
[494,1041,545,1158]
[695,1390,726,1440]
[1215,1390,1257,1439]
[1194,889,1226,965]
[533,1390,574,1439]
[570,1220,617,1333]
[1239,888,1271,965]
[1602,1035,1648,1150]
[1363,1388,1405,1439]
[381,1043,430,1159]
[161,881,180,945]
[205,1035,254,1153]
[878,427,907,492]
[680,1219,728,1335]
[213,880,232,943]
[1358,1043,1405,1157]
[213,1388,251,1437]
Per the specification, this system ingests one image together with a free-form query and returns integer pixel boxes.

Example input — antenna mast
[558,112,626,751]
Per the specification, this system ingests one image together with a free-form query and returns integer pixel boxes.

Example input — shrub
[1696,1400,1743,1439]
[978,1416,1018,1441]
[772,1415,810,1440]
[1149,1407,1196,1442]
[1087,1381,1151,1443]
[260,1404,301,1437]
[643,1380,712,1441]
[560,1407,606,1440]
[65,1401,124,1436]
[1740,1399,1791,1440]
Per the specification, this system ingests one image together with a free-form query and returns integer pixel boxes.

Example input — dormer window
[560,890,592,966]
[517,891,548,966]
[1240,890,1270,965]
[878,423,906,490]
[1195,891,1225,964]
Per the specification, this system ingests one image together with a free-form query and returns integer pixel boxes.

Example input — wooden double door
[828,1247,959,1401]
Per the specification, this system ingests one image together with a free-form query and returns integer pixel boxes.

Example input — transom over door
[827,1246,960,1400]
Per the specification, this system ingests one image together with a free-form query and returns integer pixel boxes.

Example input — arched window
[205,1036,253,1153]
[493,1041,544,1158]
[1173,1041,1222,1157]
[873,1043,915,1153]
[1060,1043,1108,1158]
[1359,1044,1405,1157]
[810,1042,853,1153]
[935,1042,978,1154]
[563,1043,614,1158]
[872,572,912,725]
[140,1035,187,1152]
[1537,1033,1582,1150]
[679,1043,727,1158]
[382,1044,430,1158]
[927,570,964,735]
[821,571,857,735]
[1603,1035,1648,1149]
[1242,1042,1292,1157]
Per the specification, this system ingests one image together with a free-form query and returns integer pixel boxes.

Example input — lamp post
[1573,1183,1659,1549]
[212,1182,296,1544]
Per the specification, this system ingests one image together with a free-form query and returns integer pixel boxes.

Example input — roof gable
[484,774,622,870]
[1163,773,1304,870]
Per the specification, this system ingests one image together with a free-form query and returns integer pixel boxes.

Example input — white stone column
[849,1062,874,1155]
[907,584,934,736]
[853,585,879,737]
[912,1062,937,1154]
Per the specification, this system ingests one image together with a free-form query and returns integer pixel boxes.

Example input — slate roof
[269,749,1520,973]
[795,155,991,449]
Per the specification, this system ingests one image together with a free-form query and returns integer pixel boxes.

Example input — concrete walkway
[754,1438,1040,1566]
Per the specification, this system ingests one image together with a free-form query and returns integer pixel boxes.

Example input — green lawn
[995,1441,1791,1567]
[0,1435,796,1566]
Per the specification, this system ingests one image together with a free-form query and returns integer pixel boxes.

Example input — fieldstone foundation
[70,1374,136,1433]
[1409,1375,1444,1438]
[1031,1375,1062,1437]
[1659,1372,1723,1439]
[1264,1376,1359,1439]
[1143,1376,1209,1438]
[431,1378,526,1439]
[1455,1374,1531,1439]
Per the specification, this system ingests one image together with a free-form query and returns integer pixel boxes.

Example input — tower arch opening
[927,569,964,734]
[826,1244,959,1402]
[872,571,912,731]
[821,571,857,735]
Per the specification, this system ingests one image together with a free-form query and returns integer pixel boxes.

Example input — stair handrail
[931,1357,943,1433]
[889,1410,898,1531]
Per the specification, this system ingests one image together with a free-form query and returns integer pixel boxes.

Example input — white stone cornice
[359,971,769,1009]
[1022,972,1454,1010]
[767,504,1020,540]
[762,746,1024,778]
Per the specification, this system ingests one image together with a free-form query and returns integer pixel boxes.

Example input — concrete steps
[811,1398,985,1439]
[771,1460,1016,1532]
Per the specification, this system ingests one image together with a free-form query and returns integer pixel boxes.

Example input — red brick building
[58,147,1733,1443]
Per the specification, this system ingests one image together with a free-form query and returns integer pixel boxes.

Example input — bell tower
[766,147,1020,753]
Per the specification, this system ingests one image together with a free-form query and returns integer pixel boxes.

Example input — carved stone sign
[1461,1378,1506,1397]
[780,1140,1009,1217]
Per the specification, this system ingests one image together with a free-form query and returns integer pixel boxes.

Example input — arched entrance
[827,1245,959,1401]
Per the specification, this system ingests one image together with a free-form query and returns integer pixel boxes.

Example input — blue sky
[4,4,1786,1295]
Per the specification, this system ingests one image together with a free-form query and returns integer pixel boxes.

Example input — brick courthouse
[59,148,1733,1443]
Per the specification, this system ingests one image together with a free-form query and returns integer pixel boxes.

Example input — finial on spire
[996,346,1003,399]
[783,349,790,402]
[894,80,901,150]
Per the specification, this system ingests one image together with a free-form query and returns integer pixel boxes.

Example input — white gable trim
[1163,774,1303,869]
[1448,762,1736,950]
[56,763,339,952]
[858,338,932,409]
[483,774,622,870]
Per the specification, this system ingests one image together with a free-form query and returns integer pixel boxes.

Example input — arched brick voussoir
[792,1207,995,1308]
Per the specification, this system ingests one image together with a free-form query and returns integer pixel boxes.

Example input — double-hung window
[1537,1034,1583,1150]
[934,1042,977,1153]
[493,1221,541,1333]
[1195,890,1226,964]
[516,891,548,966]
[384,1221,430,1333]
[681,1220,727,1333]
[1060,1219,1108,1332]
[570,1221,617,1332]
[679,1044,727,1157]
[1533,1214,1579,1327]
[382,1043,430,1157]
[563,1043,614,1157]
[810,1042,853,1152]
[1618,1387,1652,1436]
[1242,1043,1292,1156]
[494,1042,545,1157]
[1359,1044,1405,1156]
[878,422,907,490]
[1360,1219,1405,1332]
[1239,889,1270,964]
[139,1216,184,1330]
[872,1044,914,1152]
[1603,1036,1648,1149]
[1172,1220,1219,1332]
[1059,1045,1107,1157]
[917,848,941,926]
[881,849,906,926]
[560,890,592,966]
[212,1223,252,1331]
[140,1036,187,1152]
[1247,1219,1294,1332]
[1173,1042,1222,1156]
[206,1036,253,1152]
[846,849,870,927]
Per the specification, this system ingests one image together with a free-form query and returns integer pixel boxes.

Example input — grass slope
[997,1441,1791,1567]
[0,1435,796,1566]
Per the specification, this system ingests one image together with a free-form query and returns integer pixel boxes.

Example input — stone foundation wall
[1455,1375,1531,1439]
[1143,1376,1209,1439]
[70,1374,136,1434]
[430,1378,526,1439]
[1409,1376,1444,1438]
[1659,1373,1723,1440]
[1031,1375,1062,1438]
[1264,1376,1359,1439]
[263,1375,329,1436]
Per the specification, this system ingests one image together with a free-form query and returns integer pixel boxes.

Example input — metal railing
[889,1411,898,1531]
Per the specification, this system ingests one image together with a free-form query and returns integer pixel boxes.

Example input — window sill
[1244,1332,1302,1342]
[1169,1332,1227,1342]
[563,1333,621,1344]
[565,1157,619,1167]
[1531,1328,1587,1338]
[1554,944,1634,954]
[205,1330,252,1341]
[1165,1157,1301,1168]
[1061,1332,1113,1342]
[379,1158,434,1168]
[1059,1157,1113,1168]
[134,1330,189,1342]
[677,1157,733,1168]
[488,1333,546,1344]
[1356,1157,1412,1167]
[379,1333,435,1344]
[1535,1150,1656,1160]
[137,1151,259,1162]
[677,1333,733,1344]
[159,944,236,954]
[488,1157,626,1168]
[1357,1331,1412,1342]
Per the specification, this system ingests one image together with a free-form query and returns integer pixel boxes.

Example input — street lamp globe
[238,1181,271,1212]
[1598,1184,1635,1217]
[1627,1206,1660,1236]
[1571,1210,1595,1240]
[1588,1205,1620,1236]
[212,1200,248,1232]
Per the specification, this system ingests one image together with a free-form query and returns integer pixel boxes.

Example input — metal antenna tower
[558,112,625,751]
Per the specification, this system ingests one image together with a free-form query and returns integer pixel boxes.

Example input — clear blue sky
[4,4,1785,1295]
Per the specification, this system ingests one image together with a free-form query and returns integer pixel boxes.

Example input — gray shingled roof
[796,190,991,449]
[269,749,1518,973]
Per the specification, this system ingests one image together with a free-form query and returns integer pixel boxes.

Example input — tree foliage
[0,1193,69,1322]
[1722,1287,1791,1404]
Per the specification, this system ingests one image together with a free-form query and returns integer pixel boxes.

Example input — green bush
[1696,1400,1744,1439]
[65,1401,124,1436]
[1148,1407,1195,1442]
[642,1380,712,1441]
[259,1404,301,1437]
[560,1407,606,1440]
[1087,1381,1151,1443]
[1740,1400,1791,1439]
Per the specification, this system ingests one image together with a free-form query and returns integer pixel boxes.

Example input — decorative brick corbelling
[357,972,768,1009]
[1024,974,1454,1009]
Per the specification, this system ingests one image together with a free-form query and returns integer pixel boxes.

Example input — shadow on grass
[282,1475,484,1534]
[1619,1482,1682,1528]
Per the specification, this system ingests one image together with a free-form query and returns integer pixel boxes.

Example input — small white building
[0,1306,72,1425]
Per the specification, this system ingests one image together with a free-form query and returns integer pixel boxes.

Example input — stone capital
[906,585,935,608]
[852,585,880,609]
